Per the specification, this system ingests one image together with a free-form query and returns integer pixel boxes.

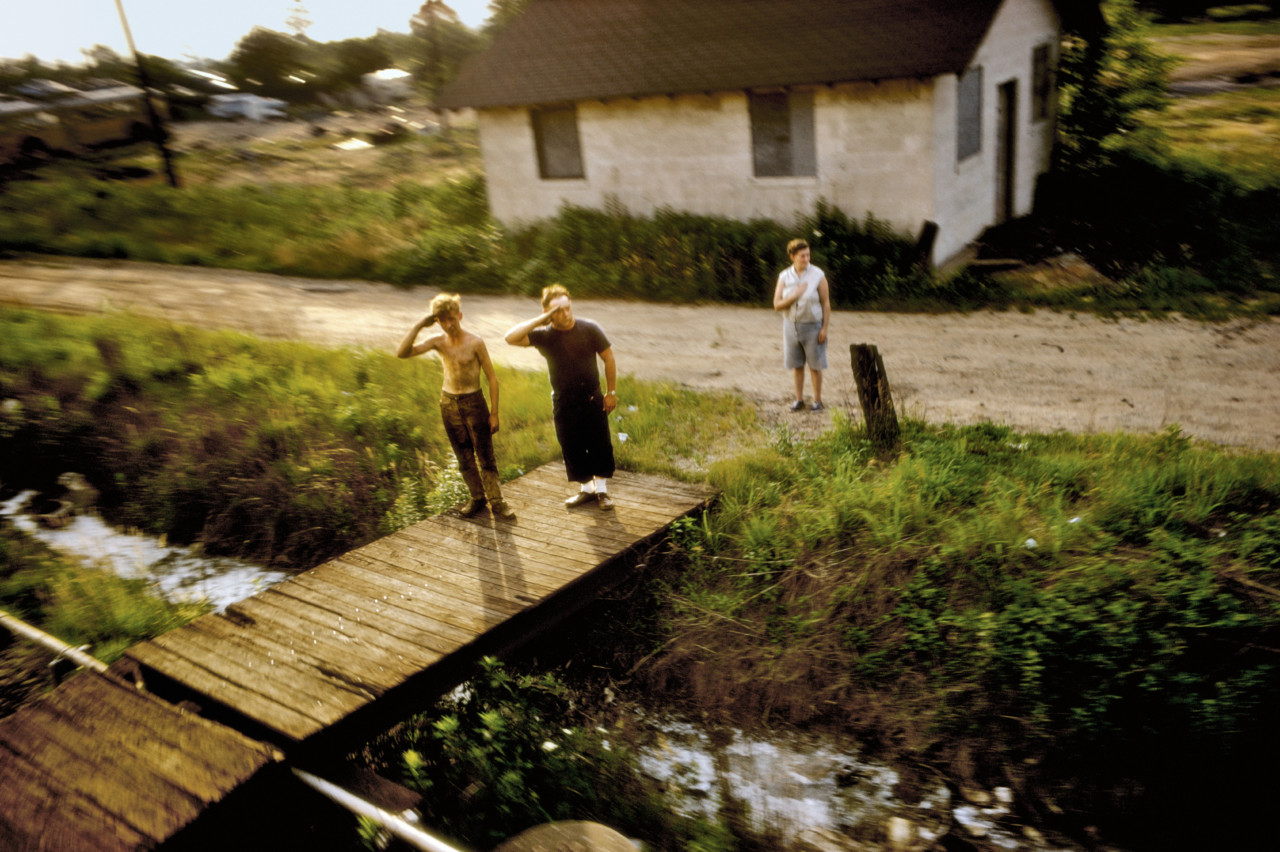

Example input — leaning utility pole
[113,0,180,187]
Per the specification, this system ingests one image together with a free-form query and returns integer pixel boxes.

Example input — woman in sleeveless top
[772,238,831,411]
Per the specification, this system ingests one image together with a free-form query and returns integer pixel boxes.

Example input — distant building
[207,93,288,122]
[363,69,414,103]
[438,0,1102,266]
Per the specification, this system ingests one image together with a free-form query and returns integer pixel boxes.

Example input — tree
[484,0,528,35]
[410,1,463,98]
[226,26,311,100]
[1056,0,1177,173]
[286,2,314,39]
[313,37,392,92]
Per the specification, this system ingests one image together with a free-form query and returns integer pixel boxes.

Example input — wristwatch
[605,390,616,397]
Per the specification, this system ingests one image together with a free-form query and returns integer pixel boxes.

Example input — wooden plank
[0,705,200,842]
[496,498,664,545]
[514,463,716,504]
[507,471,706,519]
[0,741,147,852]
[153,621,378,713]
[425,513,615,566]
[298,559,540,635]
[409,513,608,567]
[302,552,516,637]
[184,612,391,700]
[125,641,322,741]
[321,544,531,619]
[227,592,431,681]
[362,528,576,590]
[390,523,590,584]
[35,672,275,800]
[271,570,480,651]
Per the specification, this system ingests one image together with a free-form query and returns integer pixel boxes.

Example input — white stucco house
[436,0,1102,266]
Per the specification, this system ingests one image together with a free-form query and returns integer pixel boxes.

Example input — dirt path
[2,255,1278,450]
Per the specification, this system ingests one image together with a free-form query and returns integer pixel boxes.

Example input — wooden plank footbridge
[0,463,717,851]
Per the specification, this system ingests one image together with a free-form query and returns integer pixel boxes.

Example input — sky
[1,1,495,66]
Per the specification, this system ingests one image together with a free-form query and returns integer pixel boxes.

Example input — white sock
[593,477,608,494]
[580,482,596,494]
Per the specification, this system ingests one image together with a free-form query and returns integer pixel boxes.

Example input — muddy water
[0,491,288,611]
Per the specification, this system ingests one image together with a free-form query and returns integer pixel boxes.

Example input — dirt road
[2,255,1277,450]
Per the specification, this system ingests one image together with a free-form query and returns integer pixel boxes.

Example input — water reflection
[0,491,288,612]
[634,714,1081,851]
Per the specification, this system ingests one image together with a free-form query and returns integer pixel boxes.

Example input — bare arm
[477,339,500,432]
[504,307,555,347]
[396,317,438,358]
[773,275,808,311]
[600,346,617,413]
[817,276,831,344]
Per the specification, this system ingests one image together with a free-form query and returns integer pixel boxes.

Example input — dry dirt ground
[2,255,1278,451]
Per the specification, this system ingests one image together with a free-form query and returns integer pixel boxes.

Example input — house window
[957,65,983,161]
[532,105,584,179]
[749,90,815,177]
[1032,44,1052,122]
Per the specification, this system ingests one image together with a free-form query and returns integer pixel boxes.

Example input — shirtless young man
[397,293,516,520]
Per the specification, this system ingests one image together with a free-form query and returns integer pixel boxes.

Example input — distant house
[437,0,1101,266]
[207,93,287,122]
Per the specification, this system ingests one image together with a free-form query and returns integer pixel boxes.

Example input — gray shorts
[783,320,828,370]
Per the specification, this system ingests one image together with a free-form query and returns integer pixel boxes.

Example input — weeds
[643,418,1280,834]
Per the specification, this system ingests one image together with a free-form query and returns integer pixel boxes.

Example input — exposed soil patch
[2,255,1277,451]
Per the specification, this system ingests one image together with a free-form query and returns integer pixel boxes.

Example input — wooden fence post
[850,343,900,451]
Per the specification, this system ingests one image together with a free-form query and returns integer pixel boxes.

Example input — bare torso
[433,330,485,394]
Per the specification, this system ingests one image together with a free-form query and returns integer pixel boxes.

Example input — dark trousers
[552,388,615,483]
[440,390,502,502]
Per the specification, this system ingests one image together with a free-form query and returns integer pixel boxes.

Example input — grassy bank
[0,306,754,568]
[4,306,1279,847]
[624,416,1280,849]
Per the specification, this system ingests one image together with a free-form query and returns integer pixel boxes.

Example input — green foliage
[370,658,677,849]
[0,525,207,715]
[1058,0,1179,173]
[649,418,1280,807]
[0,307,749,566]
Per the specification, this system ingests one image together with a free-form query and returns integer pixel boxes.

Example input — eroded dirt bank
[2,255,1277,450]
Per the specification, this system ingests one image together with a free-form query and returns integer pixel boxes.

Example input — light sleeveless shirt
[779,264,825,324]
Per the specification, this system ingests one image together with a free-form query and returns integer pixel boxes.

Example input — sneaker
[789,400,805,412]
[490,500,517,520]
[596,493,614,511]
[811,401,825,412]
[564,491,597,508]
[459,498,486,517]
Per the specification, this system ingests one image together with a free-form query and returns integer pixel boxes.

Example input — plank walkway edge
[0,463,718,850]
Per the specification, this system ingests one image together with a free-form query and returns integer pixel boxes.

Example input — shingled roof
[438,0,1011,110]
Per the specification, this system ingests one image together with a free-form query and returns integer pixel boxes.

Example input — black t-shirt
[528,319,610,397]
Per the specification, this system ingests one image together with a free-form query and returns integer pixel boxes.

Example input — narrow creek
[0,490,288,612]
[630,713,1085,851]
[1,491,1086,850]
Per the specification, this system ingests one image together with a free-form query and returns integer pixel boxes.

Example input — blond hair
[427,292,462,323]
[540,283,570,311]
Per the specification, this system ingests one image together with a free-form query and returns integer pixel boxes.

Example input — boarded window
[1032,44,1052,122]
[531,105,584,179]
[749,90,815,177]
[957,65,983,161]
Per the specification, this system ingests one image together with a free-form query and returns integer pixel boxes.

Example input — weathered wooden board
[0,671,279,852]
[0,463,715,850]
[120,463,717,746]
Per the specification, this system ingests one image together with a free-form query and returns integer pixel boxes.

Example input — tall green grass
[643,416,1280,845]
[0,306,753,567]
[0,525,209,715]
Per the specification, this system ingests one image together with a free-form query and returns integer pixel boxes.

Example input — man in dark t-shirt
[505,284,618,509]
